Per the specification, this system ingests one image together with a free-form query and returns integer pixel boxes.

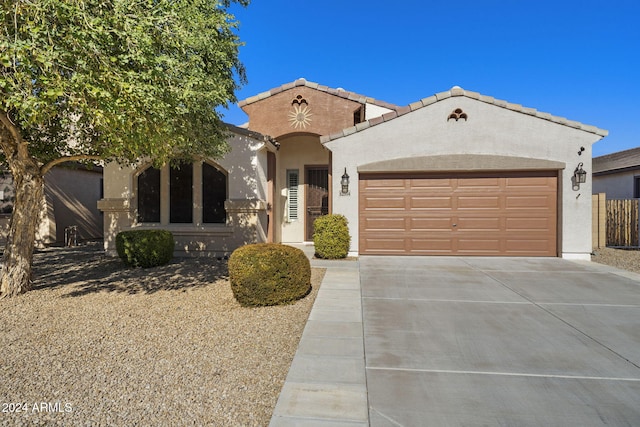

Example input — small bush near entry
[116,229,175,268]
[228,243,311,307]
[313,214,351,259]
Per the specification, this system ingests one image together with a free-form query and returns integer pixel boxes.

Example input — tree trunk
[0,170,44,297]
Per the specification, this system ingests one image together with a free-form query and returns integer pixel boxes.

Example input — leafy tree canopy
[0,0,249,172]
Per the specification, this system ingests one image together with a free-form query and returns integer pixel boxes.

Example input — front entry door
[306,166,329,241]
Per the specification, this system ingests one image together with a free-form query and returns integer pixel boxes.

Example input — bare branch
[41,155,103,175]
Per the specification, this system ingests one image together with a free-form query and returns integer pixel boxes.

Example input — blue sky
[222,1,639,157]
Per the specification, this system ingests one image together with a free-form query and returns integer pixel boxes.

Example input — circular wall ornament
[288,104,313,129]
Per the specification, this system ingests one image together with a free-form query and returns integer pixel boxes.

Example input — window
[137,161,227,225]
[170,162,193,223]
[287,169,299,221]
[137,167,161,222]
[203,163,227,223]
[634,176,640,198]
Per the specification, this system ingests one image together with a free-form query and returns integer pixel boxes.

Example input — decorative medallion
[288,104,313,129]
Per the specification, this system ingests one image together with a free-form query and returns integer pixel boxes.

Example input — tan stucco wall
[0,166,102,248]
[326,96,604,260]
[99,132,271,256]
[45,167,103,243]
[276,134,330,243]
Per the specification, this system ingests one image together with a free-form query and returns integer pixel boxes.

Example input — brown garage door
[359,171,558,256]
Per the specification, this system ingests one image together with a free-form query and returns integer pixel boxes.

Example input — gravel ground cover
[0,243,323,426]
[591,247,640,274]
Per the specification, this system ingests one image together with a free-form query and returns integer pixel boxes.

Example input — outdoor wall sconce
[340,168,350,196]
[573,162,587,190]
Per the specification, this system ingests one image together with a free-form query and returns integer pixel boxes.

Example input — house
[592,147,640,199]
[0,164,103,248]
[99,78,607,260]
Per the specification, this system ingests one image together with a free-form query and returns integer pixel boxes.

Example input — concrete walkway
[271,250,640,426]
[270,246,368,426]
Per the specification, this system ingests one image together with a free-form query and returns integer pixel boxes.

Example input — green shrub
[313,214,351,259]
[116,229,174,268]
[228,243,311,307]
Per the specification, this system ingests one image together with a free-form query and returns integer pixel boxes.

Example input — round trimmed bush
[313,214,351,259]
[116,229,174,268]
[228,243,311,307]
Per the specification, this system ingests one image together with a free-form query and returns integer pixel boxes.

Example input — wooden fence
[593,194,640,248]
[607,199,639,247]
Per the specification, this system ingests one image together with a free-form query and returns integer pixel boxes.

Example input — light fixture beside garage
[340,168,350,196]
[573,162,587,190]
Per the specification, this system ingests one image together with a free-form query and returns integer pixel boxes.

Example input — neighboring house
[99,78,607,260]
[0,164,103,248]
[592,147,640,198]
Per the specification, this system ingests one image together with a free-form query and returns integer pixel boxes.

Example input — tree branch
[41,155,103,175]
[0,109,23,149]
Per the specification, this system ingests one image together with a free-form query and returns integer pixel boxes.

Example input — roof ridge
[237,77,401,111]
[320,86,609,144]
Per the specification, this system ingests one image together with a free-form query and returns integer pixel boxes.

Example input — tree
[0,0,249,297]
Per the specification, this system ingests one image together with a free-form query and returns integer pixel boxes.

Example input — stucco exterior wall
[593,169,639,199]
[241,86,362,139]
[364,103,394,121]
[99,132,271,256]
[45,167,103,243]
[276,134,330,243]
[0,166,102,248]
[326,96,603,260]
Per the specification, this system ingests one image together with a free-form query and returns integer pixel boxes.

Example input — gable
[241,86,363,138]
[238,78,400,139]
[321,86,608,144]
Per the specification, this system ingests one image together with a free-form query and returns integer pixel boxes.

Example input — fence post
[592,193,606,249]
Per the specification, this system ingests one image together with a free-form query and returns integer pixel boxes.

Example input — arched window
[137,161,227,225]
[202,163,227,223]
[137,166,161,223]
[170,162,193,223]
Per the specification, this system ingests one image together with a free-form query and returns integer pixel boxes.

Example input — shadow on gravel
[30,242,229,297]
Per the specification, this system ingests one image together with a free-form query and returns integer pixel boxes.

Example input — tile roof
[320,86,609,144]
[225,123,278,148]
[593,146,640,174]
[237,78,401,111]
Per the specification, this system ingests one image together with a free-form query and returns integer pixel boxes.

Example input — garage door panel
[362,196,406,210]
[505,239,555,254]
[411,196,453,210]
[457,238,502,253]
[361,237,407,253]
[456,177,501,189]
[409,178,455,190]
[506,195,555,209]
[457,196,501,209]
[359,171,557,257]
[410,217,452,231]
[361,178,406,190]
[457,217,501,231]
[506,176,557,190]
[410,238,454,253]
[506,217,553,231]
[362,217,406,232]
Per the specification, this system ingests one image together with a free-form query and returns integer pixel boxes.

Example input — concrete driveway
[361,256,640,426]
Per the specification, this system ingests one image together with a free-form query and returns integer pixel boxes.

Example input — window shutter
[287,169,299,221]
